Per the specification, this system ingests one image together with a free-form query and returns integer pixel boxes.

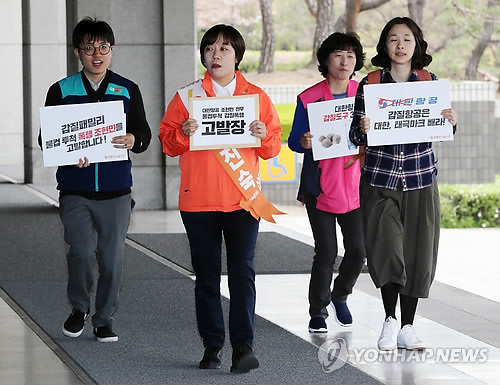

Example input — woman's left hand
[441,108,457,126]
[249,120,267,139]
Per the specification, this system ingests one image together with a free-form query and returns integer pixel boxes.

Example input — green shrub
[275,104,295,142]
[439,177,500,228]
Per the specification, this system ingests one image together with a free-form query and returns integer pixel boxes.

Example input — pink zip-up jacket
[299,79,361,214]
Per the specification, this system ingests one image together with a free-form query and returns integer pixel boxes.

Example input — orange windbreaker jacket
[159,71,282,212]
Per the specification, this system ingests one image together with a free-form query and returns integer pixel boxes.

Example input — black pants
[181,209,259,349]
[304,195,366,319]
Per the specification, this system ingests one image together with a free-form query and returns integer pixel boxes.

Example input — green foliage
[275,104,295,142]
[240,50,311,73]
[273,0,316,51]
[200,0,500,81]
[439,177,500,228]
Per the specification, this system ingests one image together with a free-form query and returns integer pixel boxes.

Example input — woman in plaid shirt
[349,17,457,352]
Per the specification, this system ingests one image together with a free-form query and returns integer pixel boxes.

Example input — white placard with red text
[307,97,358,161]
[40,100,127,167]
[364,80,453,146]
[189,94,260,150]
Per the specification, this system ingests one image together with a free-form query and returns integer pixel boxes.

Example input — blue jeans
[181,210,259,349]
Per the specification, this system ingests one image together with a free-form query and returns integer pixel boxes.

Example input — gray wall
[0,2,24,182]
[4,0,196,209]
[433,82,499,184]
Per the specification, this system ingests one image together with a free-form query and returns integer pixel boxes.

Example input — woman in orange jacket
[159,24,281,373]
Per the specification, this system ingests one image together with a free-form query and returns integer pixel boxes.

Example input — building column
[163,0,197,209]
[25,0,67,185]
[0,2,24,182]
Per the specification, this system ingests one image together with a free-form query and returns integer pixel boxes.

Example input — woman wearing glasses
[40,17,151,343]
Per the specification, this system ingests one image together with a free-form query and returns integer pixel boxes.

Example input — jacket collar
[201,70,250,97]
[80,70,112,100]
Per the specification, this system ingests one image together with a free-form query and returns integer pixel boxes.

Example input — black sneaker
[230,344,260,374]
[199,347,222,369]
[308,317,327,333]
[62,309,89,338]
[330,301,353,327]
[93,326,118,342]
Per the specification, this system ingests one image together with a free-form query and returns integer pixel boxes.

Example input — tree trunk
[311,0,390,58]
[334,0,390,34]
[345,0,362,32]
[408,0,425,27]
[258,0,275,73]
[304,0,317,17]
[465,0,495,80]
[312,0,334,63]
[360,0,391,10]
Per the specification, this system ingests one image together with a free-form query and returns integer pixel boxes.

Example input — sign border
[189,94,261,151]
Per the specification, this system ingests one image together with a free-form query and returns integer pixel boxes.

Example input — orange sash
[186,87,284,222]
[214,148,285,223]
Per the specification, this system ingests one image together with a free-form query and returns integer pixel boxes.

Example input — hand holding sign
[360,115,370,135]
[300,132,313,149]
[440,108,457,126]
[249,120,267,139]
[112,133,135,149]
[181,118,199,138]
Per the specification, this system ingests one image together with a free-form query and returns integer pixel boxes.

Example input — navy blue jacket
[41,70,151,199]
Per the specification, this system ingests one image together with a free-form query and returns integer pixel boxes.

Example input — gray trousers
[59,194,131,328]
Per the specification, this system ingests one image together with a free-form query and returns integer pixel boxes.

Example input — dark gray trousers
[360,178,440,298]
[59,194,131,328]
[304,195,366,319]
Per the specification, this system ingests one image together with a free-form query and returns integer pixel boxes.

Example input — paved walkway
[1,182,499,384]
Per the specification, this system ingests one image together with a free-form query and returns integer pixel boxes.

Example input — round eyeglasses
[79,44,112,56]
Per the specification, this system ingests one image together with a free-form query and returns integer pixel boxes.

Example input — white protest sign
[40,100,127,167]
[364,80,453,146]
[189,94,260,150]
[307,97,358,160]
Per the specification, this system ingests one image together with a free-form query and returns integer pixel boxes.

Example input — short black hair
[72,17,115,48]
[371,16,432,69]
[200,24,245,71]
[316,32,365,78]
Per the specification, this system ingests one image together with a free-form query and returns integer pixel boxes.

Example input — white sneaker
[377,316,398,351]
[397,324,425,350]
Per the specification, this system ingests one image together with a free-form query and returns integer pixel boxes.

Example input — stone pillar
[24,0,67,185]
[163,0,197,209]
[0,1,23,182]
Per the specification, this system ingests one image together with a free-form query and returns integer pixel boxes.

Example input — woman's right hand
[181,118,199,138]
[300,132,313,149]
[361,115,371,135]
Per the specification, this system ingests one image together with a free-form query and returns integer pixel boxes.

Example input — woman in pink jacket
[288,32,366,333]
